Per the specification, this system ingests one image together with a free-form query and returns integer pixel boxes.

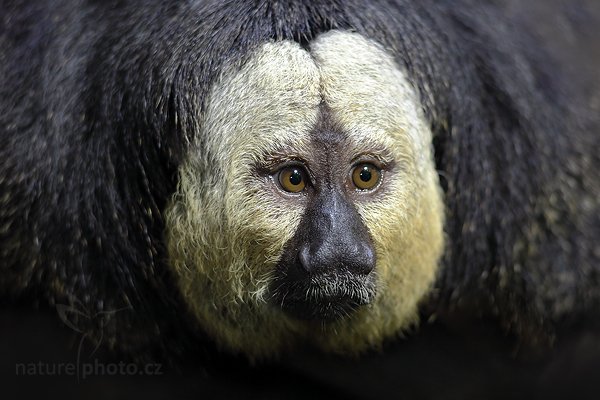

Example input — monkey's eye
[277,167,307,193]
[351,163,381,190]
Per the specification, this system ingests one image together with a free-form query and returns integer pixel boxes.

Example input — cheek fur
[164,40,321,358]
[165,162,301,358]
[309,165,444,355]
[305,31,444,354]
[224,166,305,283]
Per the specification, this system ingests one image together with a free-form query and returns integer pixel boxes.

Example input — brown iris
[352,163,381,190]
[278,167,307,193]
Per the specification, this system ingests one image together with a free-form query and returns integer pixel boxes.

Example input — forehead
[201,30,430,165]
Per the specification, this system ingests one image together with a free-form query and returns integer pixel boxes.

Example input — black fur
[1,0,598,360]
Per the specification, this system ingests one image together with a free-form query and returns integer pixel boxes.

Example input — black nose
[298,238,376,276]
[295,189,376,276]
[269,188,378,321]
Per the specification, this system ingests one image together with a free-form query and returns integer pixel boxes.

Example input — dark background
[2,303,600,399]
[1,0,599,399]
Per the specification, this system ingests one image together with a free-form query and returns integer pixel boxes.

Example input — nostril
[350,243,376,275]
[362,245,376,274]
[298,241,375,276]
[299,244,312,273]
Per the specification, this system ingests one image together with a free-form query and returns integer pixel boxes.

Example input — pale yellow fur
[165,31,445,359]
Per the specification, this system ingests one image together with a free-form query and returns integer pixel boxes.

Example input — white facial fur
[165,31,444,359]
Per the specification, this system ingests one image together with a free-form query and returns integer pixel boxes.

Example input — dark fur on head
[1,0,598,359]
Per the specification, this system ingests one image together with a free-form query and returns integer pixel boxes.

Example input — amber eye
[352,163,381,190]
[278,167,307,193]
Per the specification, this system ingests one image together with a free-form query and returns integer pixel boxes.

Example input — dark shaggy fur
[1,0,598,360]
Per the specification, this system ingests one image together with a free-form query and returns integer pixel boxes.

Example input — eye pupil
[289,170,302,186]
[359,167,372,182]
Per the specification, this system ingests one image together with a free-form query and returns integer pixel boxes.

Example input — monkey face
[165,31,445,358]
[267,111,382,322]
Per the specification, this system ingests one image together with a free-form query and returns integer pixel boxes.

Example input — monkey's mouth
[270,271,377,321]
